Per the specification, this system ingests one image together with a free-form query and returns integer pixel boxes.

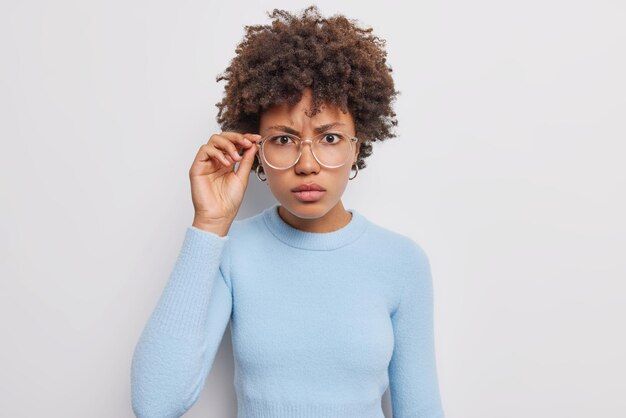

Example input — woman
[131,5,445,418]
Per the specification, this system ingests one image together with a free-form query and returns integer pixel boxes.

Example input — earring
[348,163,359,180]
[256,165,267,182]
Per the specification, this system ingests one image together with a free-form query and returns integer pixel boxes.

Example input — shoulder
[363,220,430,268]
[213,211,266,282]
[361,224,434,316]
[362,220,433,304]
[222,210,269,253]
[229,210,265,235]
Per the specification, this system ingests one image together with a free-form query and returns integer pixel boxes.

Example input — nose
[294,139,320,175]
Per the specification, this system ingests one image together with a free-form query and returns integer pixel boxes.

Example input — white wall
[1,0,624,417]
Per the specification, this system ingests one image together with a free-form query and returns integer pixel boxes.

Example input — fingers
[199,132,259,167]
[211,133,261,161]
[209,145,233,167]
[234,141,258,182]
[220,132,263,159]
[192,143,229,171]
[192,131,263,169]
[208,135,241,163]
[221,132,263,144]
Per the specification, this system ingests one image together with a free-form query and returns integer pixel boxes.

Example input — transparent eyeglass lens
[262,132,352,168]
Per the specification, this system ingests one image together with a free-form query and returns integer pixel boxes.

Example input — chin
[282,200,329,219]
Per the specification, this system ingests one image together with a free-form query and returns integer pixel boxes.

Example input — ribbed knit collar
[262,203,369,251]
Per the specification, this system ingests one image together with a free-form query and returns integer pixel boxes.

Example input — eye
[270,135,295,145]
[321,132,345,144]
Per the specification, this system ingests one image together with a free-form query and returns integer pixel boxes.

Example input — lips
[291,183,326,192]
[292,190,326,202]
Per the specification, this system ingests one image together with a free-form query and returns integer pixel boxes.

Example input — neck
[262,203,369,251]
[277,203,353,233]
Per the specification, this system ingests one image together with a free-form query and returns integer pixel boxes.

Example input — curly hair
[214,5,399,173]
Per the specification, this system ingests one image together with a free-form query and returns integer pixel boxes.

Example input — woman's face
[258,87,361,220]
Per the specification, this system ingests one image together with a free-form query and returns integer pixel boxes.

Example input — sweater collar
[262,203,369,251]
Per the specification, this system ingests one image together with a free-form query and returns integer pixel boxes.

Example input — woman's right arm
[130,227,232,417]
[130,131,261,417]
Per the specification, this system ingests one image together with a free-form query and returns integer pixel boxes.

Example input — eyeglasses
[257,131,359,170]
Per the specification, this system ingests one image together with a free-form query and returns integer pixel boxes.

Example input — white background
[1,0,624,417]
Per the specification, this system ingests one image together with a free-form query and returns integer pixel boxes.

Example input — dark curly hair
[214,5,400,173]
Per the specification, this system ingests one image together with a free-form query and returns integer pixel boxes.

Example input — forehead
[259,101,354,132]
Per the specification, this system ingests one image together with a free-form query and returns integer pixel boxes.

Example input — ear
[353,140,361,160]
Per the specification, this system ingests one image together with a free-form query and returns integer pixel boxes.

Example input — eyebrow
[266,122,346,136]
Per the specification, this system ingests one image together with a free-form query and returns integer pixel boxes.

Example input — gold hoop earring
[256,165,267,182]
[348,163,359,180]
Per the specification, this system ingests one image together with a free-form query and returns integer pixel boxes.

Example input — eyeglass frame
[256,130,360,170]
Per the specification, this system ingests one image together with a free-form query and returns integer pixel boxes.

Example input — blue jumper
[131,203,445,418]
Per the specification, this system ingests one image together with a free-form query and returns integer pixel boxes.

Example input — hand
[189,131,262,234]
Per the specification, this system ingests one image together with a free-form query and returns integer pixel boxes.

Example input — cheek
[264,170,290,194]
[330,168,352,193]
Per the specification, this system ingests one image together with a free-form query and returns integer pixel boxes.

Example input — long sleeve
[131,226,233,418]
[388,242,445,418]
